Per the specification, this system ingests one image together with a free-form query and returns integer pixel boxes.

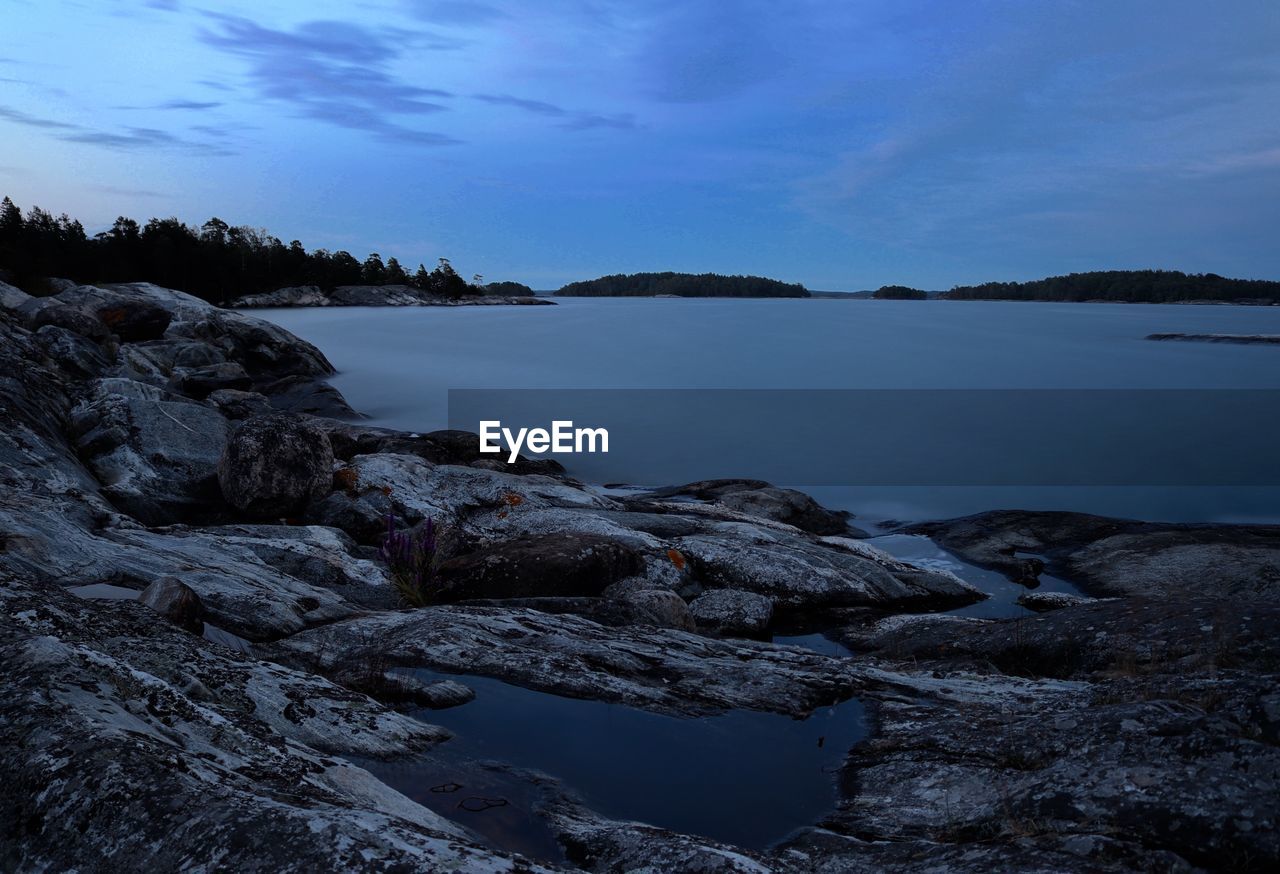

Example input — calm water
[363,670,864,855]
[262,298,1280,524]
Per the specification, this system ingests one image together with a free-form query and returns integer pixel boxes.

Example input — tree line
[873,285,928,300]
[0,195,529,305]
[942,270,1279,303]
[555,271,809,298]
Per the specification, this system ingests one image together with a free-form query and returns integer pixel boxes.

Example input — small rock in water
[139,576,205,634]
[218,413,335,518]
[1017,591,1096,612]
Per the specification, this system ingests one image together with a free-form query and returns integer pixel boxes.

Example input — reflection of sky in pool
[375,670,866,853]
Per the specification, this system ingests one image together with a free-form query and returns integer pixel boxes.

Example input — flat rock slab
[910,509,1280,599]
[264,605,862,718]
[0,575,557,873]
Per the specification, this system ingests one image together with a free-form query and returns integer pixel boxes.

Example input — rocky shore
[2,278,1277,872]
[230,284,555,308]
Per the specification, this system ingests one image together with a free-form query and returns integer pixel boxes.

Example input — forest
[943,270,1280,303]
[555,271,810,298]
[0,196,523,304]
[873,285,928,300]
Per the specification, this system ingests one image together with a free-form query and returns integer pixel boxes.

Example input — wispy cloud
[89,184,169,198]
[0,104,232,154]
[157,98,222,110]
[198,13,462,145]
[406,1,508,25]
[0,105,79,131]
[473,93,637,131]
[474,93,566,117]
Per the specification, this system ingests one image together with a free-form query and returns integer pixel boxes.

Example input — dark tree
[0,194,498,305]
[943,270,1280,304]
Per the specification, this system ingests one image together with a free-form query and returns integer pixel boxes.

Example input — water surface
[262,298,1280,523]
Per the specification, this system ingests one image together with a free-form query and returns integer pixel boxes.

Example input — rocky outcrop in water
[1147,332,1280,344]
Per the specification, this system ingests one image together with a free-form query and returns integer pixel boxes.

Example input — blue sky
[1,0,1277,289]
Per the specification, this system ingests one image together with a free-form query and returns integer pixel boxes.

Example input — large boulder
[218,414,334,518]
[35,325,110,379]
[0,280,32,311]
[70,384,231,525]
[33,303,110,342]
[435,533,645,602]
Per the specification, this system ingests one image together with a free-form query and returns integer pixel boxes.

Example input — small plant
[378,516,439,607]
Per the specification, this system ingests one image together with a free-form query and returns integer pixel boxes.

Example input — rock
[35,324,110,378]
[0,279,32,310]
[230,284,557,309]
[326,453,607,529]
[138,576,204,633]
[843,597,1280,679]
[674,526,984,610]
[689,589,774,635]
[0,576,553,873]
[173,361,252,397]
[910,510,1280,599]
[32,303,110,342]
[316,422,565,474]
[304,485,398,544]
[218,414,334,518]
[95,299,172,341]
[188,523,399,611]
[206,388,274,419]
[70,387,231,525]
[256,374,359,418]
[1147,332,1280,345]
[330,284,432,306]
[1016,590,1098,612]
[650,479,855,535]
[435,533,646,602]
[337,670,477,710]
[615,588,696,630]
[263,604,860,718]
[819,608,1280,871]
[231,285,331,308]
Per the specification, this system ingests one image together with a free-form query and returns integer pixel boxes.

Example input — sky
[1,0,1278,290]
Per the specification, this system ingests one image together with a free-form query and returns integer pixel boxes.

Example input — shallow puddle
[866,533,1087,618]
[374,671,866,854]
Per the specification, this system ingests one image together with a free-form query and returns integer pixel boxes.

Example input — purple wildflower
[377,516,439,606]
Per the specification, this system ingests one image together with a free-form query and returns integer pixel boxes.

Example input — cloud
[198,13,463,144]
[0,105,80,131]
[473,93,566,116]
[89,184,169,198]
[472,93,637,131]
[560,112,636,131]
[157,98,223,110]
[406,1,508,25]
[0,104,233,154]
